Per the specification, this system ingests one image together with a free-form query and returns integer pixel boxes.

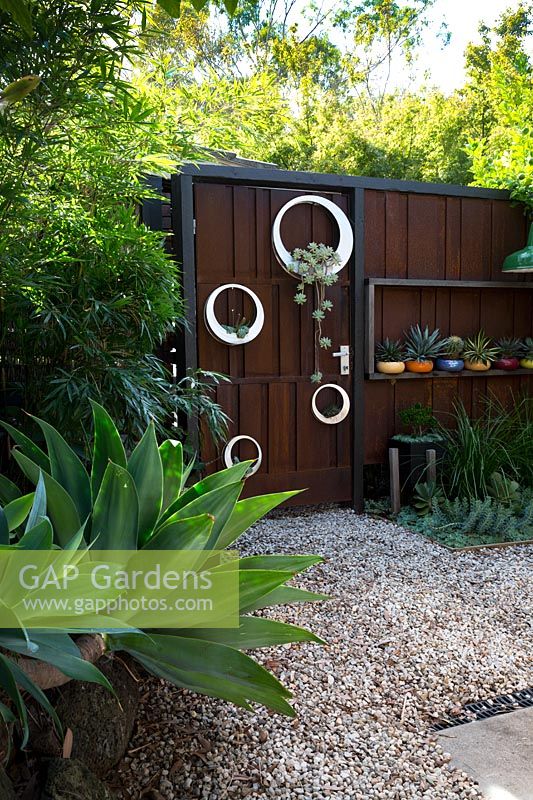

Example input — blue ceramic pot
[435,357,464,372]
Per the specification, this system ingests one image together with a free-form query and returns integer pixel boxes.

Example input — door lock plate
[332,345,350,375]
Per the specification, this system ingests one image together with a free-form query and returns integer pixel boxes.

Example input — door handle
[332,345,350,375]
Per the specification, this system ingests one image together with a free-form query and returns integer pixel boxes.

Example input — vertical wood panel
[365,191,386,277]
[407,195,446,279]
[385,192,408,278]
[460,198,491,280]
[268,383,296,473]
[445,197,461,279]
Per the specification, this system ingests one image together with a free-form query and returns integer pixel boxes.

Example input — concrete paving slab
[438,707,533,800]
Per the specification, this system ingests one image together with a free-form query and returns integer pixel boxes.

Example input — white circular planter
[223,435,263,476]
[272,195,354,276]
[311,384,350,425]
[204,284,265,345]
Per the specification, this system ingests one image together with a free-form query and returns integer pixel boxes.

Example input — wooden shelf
[365,278,533,289]
[364,277,533,373]
[367,369,533,380]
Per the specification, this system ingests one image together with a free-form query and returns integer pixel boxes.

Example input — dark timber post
[351,186,365,512]
[171,172,199,454]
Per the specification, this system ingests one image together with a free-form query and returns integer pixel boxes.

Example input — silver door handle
[332,345,350,375]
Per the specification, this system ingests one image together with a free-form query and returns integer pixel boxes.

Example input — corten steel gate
[147,165,533,510]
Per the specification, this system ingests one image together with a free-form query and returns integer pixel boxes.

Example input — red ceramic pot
[493,357,520,371]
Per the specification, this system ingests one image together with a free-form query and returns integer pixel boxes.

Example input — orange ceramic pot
[376,361,405,375]
[464,359,491,372]
[405,360,434,373]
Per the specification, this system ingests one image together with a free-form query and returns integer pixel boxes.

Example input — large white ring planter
[223,436,262,476]
[204,284,265,345]
[272,195,354,275]
[311,384,350,425]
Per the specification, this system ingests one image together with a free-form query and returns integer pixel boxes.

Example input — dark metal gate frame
[166,164,511,512]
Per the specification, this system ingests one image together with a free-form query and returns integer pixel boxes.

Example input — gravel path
[116,509,533,800]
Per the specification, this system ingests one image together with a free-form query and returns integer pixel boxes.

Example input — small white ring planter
[204,284,265,345]
[311,384,350,425]
[223,435,262,476]
[272,195,354,275]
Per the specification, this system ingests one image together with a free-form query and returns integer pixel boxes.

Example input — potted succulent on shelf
[403,324,443,373]
[390,402,445,498]
[435,335,464,372]
[375,338,406,374]
[520,337,533,369]
[462,330,499,371]
[493,337,523,370]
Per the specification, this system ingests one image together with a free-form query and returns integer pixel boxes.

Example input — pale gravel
[116,508,533,800]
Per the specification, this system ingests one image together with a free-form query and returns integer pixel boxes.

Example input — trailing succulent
[287,242,340,383]
[0,403,324,745]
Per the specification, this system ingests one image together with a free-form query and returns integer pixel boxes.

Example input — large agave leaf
[0,474,21,505]
[25,472,46,532]
[159,439,183,512]
[108,633,295,716]
[0,653,30,746]
[127,422,163,544]
[32,416,92,521]
[160,462,252,524]
[162,482,243,549]
[0,508,8,545]
[7,658,62,744]
[90,400,126,500]
[13,450,80,546]
[17,518,53,549]
[3,493,34,531]
[91,462,139,549]
[0,421,50,472]
[4,633,114,692]
[176,616,325,649]
[216,490,301,549]
[238,555,323,574]
[143,513,213,551]
[237,569,295,611]
[242,585,328,613]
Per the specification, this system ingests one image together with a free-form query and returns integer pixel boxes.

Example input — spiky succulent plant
[403,325,443,362]
[375,338,405,363]
[442,335,464,357]
[495,337,523,358]
[521,337,533,360]
[462,331,499,364]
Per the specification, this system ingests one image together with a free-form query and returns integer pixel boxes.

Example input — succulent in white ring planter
[204,284,265,345]
[223,435,263,476]
[311,384,350,425]
[272,195,354,276]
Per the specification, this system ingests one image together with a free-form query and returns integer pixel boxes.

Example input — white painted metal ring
[272,195,354,276]
[311,384,350,425]
[223,435,262,476]
[204,284,264,345]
